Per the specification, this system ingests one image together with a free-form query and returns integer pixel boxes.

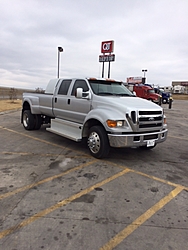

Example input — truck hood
[93,96,162,112]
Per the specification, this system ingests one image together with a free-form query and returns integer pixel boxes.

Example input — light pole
[57,46,63,78]
[142,69,147,84]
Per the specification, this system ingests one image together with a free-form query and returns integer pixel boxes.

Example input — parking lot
[0,100,188,250]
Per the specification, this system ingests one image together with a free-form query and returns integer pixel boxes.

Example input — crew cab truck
[21,78,168,159]
[128,84,161,105]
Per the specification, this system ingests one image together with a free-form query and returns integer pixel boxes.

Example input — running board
[46,118,83,141]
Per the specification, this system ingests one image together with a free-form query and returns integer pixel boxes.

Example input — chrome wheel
[87,126,110,159]
[22,110,35,130]
[23,112,29,128]
[88,131,100,154]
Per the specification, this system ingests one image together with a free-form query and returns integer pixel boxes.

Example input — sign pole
[102,62,104,78]
[108,61,110,78]
[108,52,111,78]
[99,40,115,78]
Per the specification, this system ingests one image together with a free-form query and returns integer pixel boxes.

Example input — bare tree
[35,87,45,93]
[9,88,17,102]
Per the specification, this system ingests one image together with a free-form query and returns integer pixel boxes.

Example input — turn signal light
[163,116,167,124]
[106,120,123,127]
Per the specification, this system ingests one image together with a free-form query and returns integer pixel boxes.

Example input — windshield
[148,89,155,94]
[88,80,134,97]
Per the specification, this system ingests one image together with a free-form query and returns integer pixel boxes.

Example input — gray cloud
[0,0,188,89]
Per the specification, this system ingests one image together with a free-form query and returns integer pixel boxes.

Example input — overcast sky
[0,0,187,89]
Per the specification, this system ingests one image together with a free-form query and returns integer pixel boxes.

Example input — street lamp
[142,69,147,77]
[142,69,147,84]
[57,46,63,78]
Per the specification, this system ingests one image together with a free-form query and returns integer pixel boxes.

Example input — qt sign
[101,40,114,53]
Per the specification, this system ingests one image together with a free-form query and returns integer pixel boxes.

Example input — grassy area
[0,99,22,112]
[172,94,188,100]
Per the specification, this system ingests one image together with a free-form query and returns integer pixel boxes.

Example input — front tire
[162,99,167,104]
[87,126,110,159]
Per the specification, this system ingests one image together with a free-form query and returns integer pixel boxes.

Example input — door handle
[55,97,57,103]
[68,99,70,104]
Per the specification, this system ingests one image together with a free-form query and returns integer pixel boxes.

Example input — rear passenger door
[53,79,72,119]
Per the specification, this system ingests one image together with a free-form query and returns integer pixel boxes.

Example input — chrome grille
[138,110,163,131]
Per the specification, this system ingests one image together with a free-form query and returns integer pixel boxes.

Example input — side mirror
[75,88,83,98]
[75,88,91,99]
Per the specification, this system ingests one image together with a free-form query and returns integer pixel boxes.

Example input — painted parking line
[2,151,61,157]
[100,185,184,250]
[107,161,188,191]
[1,157,187,201]
[0,126,90,157]
[0,151,93,159]
[1,125,187,246]
[0,168,130,239]
[0,160,97,200]
[130,169,188,191]
[2,151,87,159]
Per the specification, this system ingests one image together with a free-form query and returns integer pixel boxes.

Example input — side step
[46,118,83,141]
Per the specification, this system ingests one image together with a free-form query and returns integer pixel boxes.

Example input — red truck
[131,84,161,105]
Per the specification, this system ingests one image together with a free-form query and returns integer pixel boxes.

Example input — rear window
[58,79,72,95]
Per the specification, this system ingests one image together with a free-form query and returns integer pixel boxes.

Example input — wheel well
[23,101,31,111]
[82,119,104,138]
[21,101,31,123]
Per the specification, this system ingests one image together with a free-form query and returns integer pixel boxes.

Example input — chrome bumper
[108,129,168,148]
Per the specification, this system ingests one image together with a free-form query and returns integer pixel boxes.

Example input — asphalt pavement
[0,100,188,250]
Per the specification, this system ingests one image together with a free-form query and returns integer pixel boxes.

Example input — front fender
[83,107,130,132]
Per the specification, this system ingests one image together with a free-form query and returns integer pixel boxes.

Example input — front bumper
[108,129,168,148]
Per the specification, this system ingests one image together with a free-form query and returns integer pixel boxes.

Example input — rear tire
[87,126,110,159]
[34,114,42,130]
[22,110,35,130]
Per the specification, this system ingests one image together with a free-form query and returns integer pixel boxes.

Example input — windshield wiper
[98,92,114,96]
[97,92,134,97]
[115,93,134,96]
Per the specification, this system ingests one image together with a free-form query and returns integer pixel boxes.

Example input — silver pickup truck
[21,77,168,158]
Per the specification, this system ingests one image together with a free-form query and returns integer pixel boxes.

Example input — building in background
[126,77,142,84]
[172,81,188,94]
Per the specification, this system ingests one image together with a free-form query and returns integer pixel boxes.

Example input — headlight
[106,120,124,128]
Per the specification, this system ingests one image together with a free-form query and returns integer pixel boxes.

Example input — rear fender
[22,97,41,114]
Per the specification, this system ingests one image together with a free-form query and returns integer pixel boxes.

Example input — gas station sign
[99,54,115,62]
[99,40,115,78]
[101,40,114,53]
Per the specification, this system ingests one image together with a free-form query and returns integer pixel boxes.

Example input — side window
[71,80,89,96]
[58,79,72,95]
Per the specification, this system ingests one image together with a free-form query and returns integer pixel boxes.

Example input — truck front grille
[139,111,162,115]
[138,110,163,131]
